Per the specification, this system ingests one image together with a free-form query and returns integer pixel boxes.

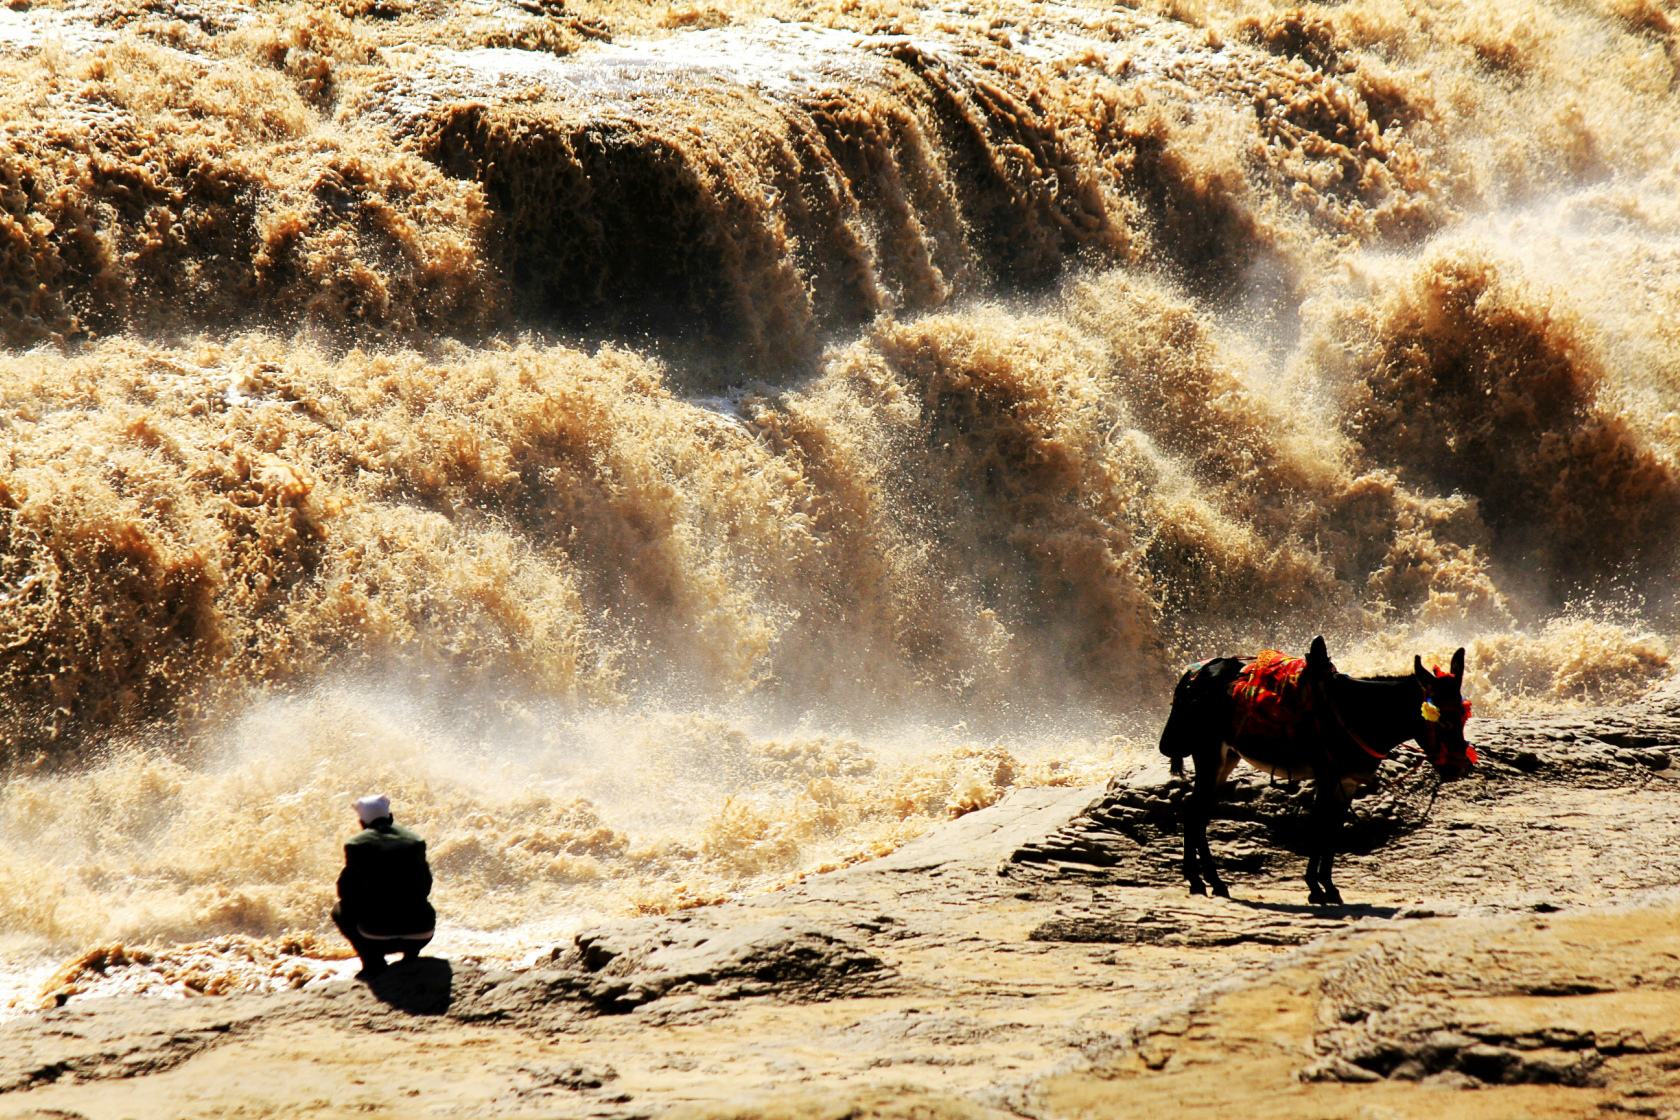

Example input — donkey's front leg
[1305,784,1349,906]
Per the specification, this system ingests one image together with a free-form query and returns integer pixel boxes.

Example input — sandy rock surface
[4,698,1680,1119]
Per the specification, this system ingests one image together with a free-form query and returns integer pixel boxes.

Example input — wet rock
[1460,1042,1605,1086]
[549,918,894,1013]
[0,998,276,1093]
[450,919,895,1028]
[517,1062,618,1091]
[1596,731,1667,749]
[1300,1056,1381,1083]
[1029,909,1333,949]
[1311,1030,1608,1087]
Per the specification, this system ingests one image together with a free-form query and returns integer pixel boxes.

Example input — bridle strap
[1418,713,1442,766]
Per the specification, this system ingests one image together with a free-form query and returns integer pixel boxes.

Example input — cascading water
[2,0,1678,1005]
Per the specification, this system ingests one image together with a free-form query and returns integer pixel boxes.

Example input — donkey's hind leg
[1180,762,1208,896]
[1183,746,1233,898]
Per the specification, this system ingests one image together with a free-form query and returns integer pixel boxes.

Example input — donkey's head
[1414,647,1476,779]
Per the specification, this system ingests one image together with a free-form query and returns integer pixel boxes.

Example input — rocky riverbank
[4,692,1680,1119]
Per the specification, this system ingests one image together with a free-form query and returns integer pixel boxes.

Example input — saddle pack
[1230,649,1316,739]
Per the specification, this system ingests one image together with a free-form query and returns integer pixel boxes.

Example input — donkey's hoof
[1307,889,1326,905]
[1322,889,1344,906]
[1187,881,1207,896]
[1211,883,1230,899]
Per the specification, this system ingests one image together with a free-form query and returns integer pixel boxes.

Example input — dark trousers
[332,903,432,972]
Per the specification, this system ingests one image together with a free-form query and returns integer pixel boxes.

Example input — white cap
[353,794,391,825]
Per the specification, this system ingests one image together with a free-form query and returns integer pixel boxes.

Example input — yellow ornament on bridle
[1421,700,1441,723]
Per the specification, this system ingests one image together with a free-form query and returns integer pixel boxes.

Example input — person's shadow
[366,957,453,1015]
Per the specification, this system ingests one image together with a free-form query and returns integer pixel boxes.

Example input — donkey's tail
[1158,665,1203,778]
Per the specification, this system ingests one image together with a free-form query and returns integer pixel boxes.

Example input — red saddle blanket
[1232,650,1315,738]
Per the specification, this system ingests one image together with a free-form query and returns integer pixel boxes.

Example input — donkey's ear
[1308,635,1330,671]
[1414,655,1433,687]
[1451,647,1466,680]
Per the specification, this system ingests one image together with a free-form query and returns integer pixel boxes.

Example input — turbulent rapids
[3,0,1680,1002]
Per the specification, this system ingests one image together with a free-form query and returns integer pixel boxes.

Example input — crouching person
[333,794,436,981]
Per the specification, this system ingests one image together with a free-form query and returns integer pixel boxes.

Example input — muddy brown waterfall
[2,0,1678,1001]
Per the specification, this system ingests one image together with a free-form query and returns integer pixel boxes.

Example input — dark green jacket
[337,818,436,937]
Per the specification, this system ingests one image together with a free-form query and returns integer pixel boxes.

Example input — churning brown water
[2,0,1679,1002]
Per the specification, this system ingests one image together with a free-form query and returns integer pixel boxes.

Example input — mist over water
[3,0,1679,998]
